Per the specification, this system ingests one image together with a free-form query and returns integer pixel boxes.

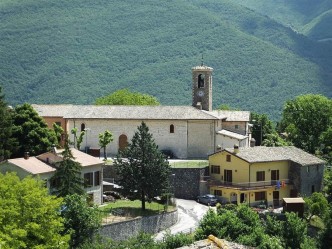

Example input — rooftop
[5,148,103,175]
[217,146,325,166]
[32,104,218,120]
[205,110,250,121]
[217,129,248,140]
[7,157,56,174]
[37,148,104,167]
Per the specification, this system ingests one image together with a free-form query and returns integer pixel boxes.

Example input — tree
[0,172,69,248]
[11,103,57,157]
[61,194,101,248]
[98,130,113,160]
[262,133,292,147]
[53,122,64,147]
[279,94,332,154]
[95,89,160,106]
[304,192,328,222]
[318,127,332,164]
[0,86,16,161]
[115,122,171,210]
[250,112,275,146]
[51,137,85,197]
[70,127,85,150]
[217,104,239,110]
[319,205,332,249]
[283,212,309,249]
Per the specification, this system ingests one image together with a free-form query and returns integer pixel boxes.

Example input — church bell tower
[192,63,213,111]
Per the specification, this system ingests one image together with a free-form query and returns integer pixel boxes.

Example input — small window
[256,171,265,181]
[226,155,231,162]
[307,166,310,173]
[214,190,222,196]
[94,171,100,186]
[211,165,220,174]
[81,123,86,132]
[50,177,60,189]
[170,124,174,133]
[255,191,266,201]
[55,121,61,127]
[311,185,315,194]
[235,125,239,129]
[84,172,93,187]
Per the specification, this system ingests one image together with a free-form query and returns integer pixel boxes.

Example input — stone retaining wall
[99,209,178,241]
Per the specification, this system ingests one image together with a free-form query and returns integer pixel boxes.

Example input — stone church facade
[33,65,251,159]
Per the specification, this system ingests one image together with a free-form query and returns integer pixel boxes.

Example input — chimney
[51,144,58,155]
[250,138,256,147]
[24,152,30,160]
[216,145,222,151]
[233,144,239,154]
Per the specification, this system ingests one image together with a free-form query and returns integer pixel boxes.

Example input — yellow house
[208,146,325,207]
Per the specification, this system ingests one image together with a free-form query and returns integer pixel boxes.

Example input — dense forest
[0,0,331,120]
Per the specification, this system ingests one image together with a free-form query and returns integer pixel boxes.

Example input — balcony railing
[208,178,291,190]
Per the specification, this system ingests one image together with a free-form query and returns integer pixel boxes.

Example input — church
[33,64,251,159]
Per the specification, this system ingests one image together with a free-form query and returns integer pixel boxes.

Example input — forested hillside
[1,0,331,119]
[237,0,332,40]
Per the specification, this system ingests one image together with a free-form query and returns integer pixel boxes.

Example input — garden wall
[99,209,178,241]
[171,167,209,199]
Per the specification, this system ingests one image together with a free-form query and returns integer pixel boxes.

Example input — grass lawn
[169,160,208,168]
[99,199,175,218]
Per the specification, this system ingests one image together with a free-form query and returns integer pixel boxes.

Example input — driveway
[155,199,214,240]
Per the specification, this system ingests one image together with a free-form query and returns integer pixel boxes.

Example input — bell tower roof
[192,65,213,71]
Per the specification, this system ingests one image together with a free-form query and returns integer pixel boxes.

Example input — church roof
[205,110,250,121]
[220,146,325,166]
[32,104,219,120]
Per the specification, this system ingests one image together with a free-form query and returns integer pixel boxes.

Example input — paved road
[155,199,214,240]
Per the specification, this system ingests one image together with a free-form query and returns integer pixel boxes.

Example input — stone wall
[172,167,209,199]
[99,210,178,241]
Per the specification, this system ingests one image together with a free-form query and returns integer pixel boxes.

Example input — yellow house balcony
[208,178,291,191]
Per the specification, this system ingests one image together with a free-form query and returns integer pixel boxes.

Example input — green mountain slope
[0,0,331,120]
[236,0,332,39]
[303,9,332,40]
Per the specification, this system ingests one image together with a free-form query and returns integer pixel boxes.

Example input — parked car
[160,149,175,159]
[197,194,218,206]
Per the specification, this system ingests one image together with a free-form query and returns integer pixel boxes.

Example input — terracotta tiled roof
[7,157,55,174]
[32,104,218,120]
[37,148,104,167]
[222,146,325,166]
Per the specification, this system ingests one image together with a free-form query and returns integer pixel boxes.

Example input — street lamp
[84,128,91,153]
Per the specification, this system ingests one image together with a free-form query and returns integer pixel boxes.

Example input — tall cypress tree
[115,122,171,210]
[0,86,15,160]
[51,137,85,197]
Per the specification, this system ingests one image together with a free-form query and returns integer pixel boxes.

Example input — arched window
[81,123,86,132]
[198,74,205,88]
[119,134,128,151]
[170,124,174,133]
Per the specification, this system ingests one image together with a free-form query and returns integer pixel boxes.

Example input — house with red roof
[0,148,104,205]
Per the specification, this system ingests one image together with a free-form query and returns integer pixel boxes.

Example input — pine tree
[115,122,171,210]
[11,103,57,157]
[51,137,85,197]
